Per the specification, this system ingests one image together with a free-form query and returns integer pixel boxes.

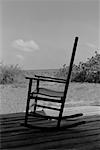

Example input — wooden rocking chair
[24,37,84,129]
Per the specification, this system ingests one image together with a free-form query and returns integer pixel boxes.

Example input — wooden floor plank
[1,127,100,144]
[1,133,100,149]
[0,112,100,150]
[11,140,100,150]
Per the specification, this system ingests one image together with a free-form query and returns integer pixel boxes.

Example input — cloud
[16,54,24,60]
[12,39,39,52]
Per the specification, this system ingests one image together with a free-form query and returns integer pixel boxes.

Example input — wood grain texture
[0,112,100,149]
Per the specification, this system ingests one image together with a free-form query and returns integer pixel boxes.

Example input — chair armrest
[26,76,65,83]
[35,74,66,82]
[26,77,37,80]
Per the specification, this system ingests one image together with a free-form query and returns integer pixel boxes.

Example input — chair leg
[57,111,63,128]
[25,78,32,125]
[24,98,30,125]
[34,79,39,112]
[57,116,62,128]
[34,97,37,113]
[57,100,65,128]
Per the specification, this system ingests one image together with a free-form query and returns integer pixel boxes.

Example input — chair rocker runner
[24,37,83,128]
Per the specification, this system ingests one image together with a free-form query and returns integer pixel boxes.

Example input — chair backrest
[63,37,79,100]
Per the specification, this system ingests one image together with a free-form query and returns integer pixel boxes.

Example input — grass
[0,82,100,114]
[0,63,25,84]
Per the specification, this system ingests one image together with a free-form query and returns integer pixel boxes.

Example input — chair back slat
[35,104,60,111]
[32,96,62,103]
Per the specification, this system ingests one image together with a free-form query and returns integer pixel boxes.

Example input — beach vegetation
[56,51,100,83]
[0,63,24,84]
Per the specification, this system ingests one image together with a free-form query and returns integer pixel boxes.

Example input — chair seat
[33,87,64,98]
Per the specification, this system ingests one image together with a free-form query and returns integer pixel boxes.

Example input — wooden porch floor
[0,112,100,150]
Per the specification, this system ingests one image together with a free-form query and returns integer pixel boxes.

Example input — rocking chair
[24,37,83,129]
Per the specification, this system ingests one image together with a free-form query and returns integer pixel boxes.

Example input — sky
[0,0,100,70]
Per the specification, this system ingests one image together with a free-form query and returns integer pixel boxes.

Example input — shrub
[56,64,68,78]
[56,51,100,83]
[0,63,23,84]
